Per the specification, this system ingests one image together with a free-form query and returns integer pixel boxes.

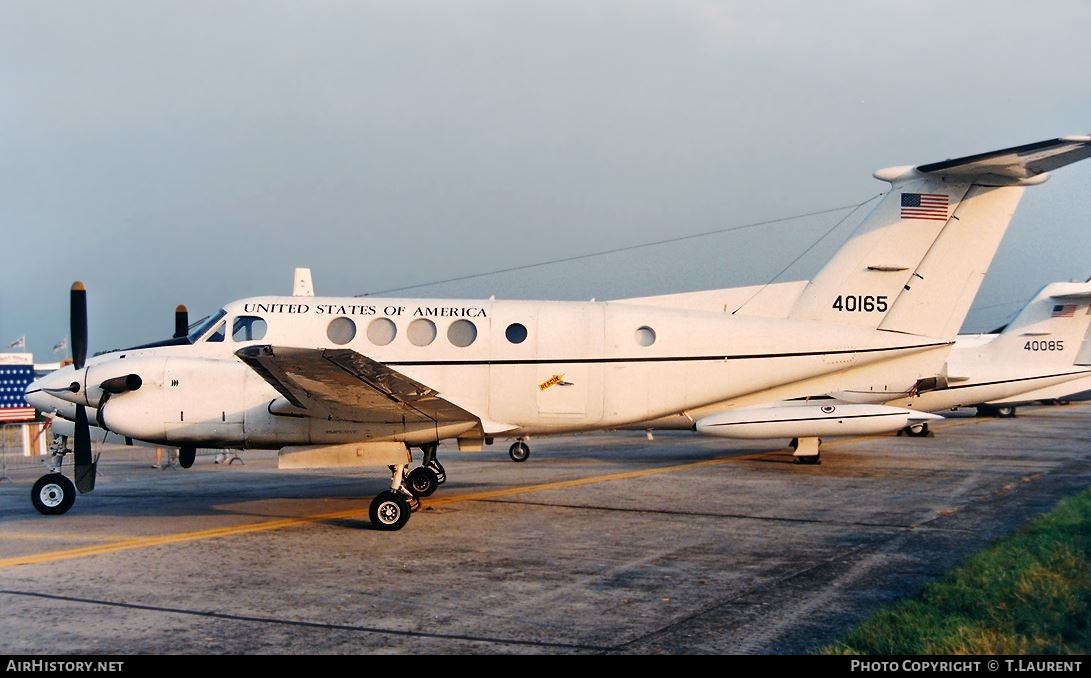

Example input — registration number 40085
[1025,340,1064,351]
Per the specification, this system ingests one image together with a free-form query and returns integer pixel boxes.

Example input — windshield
[188,309,227,343]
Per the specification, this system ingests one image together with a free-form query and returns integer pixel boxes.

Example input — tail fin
[976,279,1091,370]
[787,135,1091,339]
[975,279,1091,405]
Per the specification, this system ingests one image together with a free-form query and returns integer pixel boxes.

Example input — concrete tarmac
[1,402,1089,655]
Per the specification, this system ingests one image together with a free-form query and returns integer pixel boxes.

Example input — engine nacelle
[694,402,942,439]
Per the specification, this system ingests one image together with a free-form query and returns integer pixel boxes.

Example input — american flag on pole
[1051,303,1078,318]
[52,338,67,354]
[0,364,37,422]
[7,336,25,350]
[900,193,949,221]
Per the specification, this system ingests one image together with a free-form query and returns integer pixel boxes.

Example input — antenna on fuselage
[293,268,314,297]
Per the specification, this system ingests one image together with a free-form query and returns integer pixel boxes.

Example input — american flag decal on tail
[900,192,949,221]
[1051,304,1078,318]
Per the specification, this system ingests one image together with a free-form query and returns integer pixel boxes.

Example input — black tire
[407,467,439,498]
[179,446,196,468]
[905,423,930,437]
[995,405,1016,418]
[796,454,821,465]
[369,491,411,531]
[31,473,76,515]
[509,441,530,462]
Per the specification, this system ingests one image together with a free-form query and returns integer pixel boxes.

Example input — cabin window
[366,318,397,346]
[505,323,528,344]
[232,316,268,342]
[407,318,437,346]
[635,326,656,347]
[447,319,477,347]
[326,317,356,345]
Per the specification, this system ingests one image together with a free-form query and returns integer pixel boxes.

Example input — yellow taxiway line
[0,456,741,570]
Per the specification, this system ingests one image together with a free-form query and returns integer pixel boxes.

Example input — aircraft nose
[25,366,82,407]
[23,382,57,413]
[23,386,79,419]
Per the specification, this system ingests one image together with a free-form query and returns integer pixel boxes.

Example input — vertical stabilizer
[979,280,1091,368]
[875,183,1025,338]
[787,174,973,331]
[787,135,1091,340]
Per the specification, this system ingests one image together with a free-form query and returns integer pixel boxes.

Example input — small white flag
[52,338,67,353]
[7,336,25,350]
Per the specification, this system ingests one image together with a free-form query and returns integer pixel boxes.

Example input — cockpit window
[207,321,226,343]
[232,316,267,342]
[188,309,227,343]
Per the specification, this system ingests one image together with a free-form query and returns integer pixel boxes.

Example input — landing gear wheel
[427,459,447,485]
[797,454,821,465]
[179,446,196,468]
[369,490,411,531]
[995,405,1016,418]
[407,466,439,498]
[32,473,76,515]
[905,423,930,437]
[509,441,530,462]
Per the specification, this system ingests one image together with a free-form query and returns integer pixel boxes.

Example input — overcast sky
[3,1,1090,359]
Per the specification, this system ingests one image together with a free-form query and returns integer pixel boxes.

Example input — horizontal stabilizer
[916,135,1091,184]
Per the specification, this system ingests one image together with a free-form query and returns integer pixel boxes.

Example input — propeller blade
[174,304,189,339]
[70,282,88,370]
[74,403,97,493]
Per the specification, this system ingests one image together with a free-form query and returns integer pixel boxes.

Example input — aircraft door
[535,305,604,422]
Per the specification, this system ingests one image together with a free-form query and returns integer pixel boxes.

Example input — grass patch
[820,487,1091,655]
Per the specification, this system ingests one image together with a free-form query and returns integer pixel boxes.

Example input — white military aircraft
[891,278,1091,427]
[24,134,1091,530]
[656,276,1091,450]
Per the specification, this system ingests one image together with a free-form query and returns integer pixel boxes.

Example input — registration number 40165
[832,295,889,312]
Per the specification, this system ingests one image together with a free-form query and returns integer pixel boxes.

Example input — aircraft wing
[235,345,480,425]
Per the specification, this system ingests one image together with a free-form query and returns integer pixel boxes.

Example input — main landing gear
[509,437,530,462]
[976,404,1016,418]
[899,422,932,437]
[789,436,821,465]
[369,443,447,532]
[406,443,446,498]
